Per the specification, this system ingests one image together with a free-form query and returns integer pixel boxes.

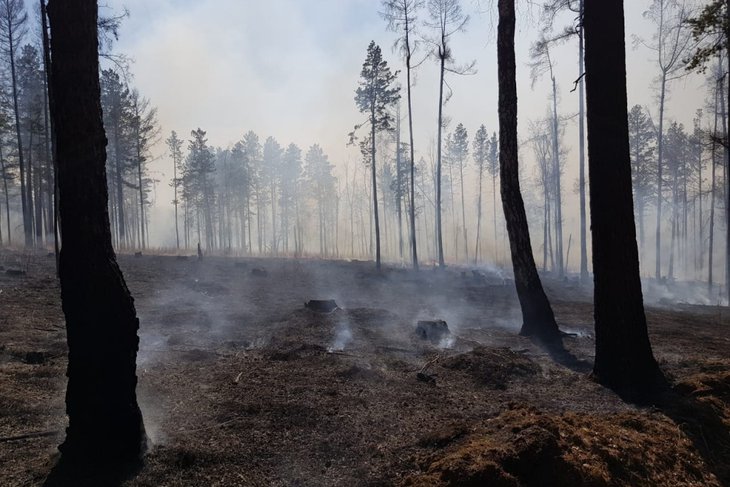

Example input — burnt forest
[0,0,729,486]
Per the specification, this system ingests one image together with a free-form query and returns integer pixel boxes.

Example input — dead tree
[498,0,561,341]
[47,0,146,463]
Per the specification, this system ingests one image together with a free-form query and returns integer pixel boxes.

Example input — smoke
[328,316,353,352]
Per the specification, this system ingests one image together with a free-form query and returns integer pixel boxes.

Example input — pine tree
[352,40,400,269]
[166,130,183,249]
[472,124,488,263]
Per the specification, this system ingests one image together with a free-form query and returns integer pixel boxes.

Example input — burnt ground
[0,249,728,486]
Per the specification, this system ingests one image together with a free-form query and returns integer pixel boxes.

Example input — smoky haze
[88,0,718,290]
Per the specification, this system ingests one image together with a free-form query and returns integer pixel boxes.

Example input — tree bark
[584,0,662,394]
[7,16,31,247]
[47,0,146,463]
[655,74,666,279]
[406,19,418,270]
[436,49,445,267]
[551,75,564,277]
[498,0,560,341]
[371,107,381,269]
[578,0,588,281]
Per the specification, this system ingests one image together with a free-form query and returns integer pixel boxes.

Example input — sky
[90,0,709,256]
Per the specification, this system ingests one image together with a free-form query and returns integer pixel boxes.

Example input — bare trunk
[436,51,445,267]
[474,165,483,264]
[655,75,667,278]
[551,75,564,277]
[406,25,418,270]
[371,110,381,269]
[578,0,588,281]
[584,0,662,394]
[47,0,146,463]
[498,0,560,341]
[8,25,30,247]
[459,160,468,263]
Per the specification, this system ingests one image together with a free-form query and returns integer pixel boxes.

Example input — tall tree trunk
[8,23,30,246]
[112,110,125,247]
[709,99,716,291]
[270,181,276,255]
[474,164,483,264]
[173,154,179,249]
[459,160,468,263]
[551,75,564,277]
[47,0,146,463]
[697,132,705,279]
[720,72,729,303]
[584,0,662,394]
[436,50,445,267]
[655,74,667,279]
[135,120,145,250]
[578,0,588,282]
[406,26,418,270]
[371,110,381,269]
[0,142,10,244]
[668,162,678,279]
[396,105,403,261]
[34,136,44,244]
[492,173,498,262]
[41,0,57,265]
[543,187,549,271]
[498,0,560,341]
[28,127,38,244]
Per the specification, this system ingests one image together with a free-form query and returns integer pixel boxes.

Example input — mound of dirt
[440,347,540,389]
[402,405,718,487]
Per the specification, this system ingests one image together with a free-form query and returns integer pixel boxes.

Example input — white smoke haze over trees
[3,0,730,484]
[0,0,722,285]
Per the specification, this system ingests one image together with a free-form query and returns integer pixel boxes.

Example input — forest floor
[0,249,729,486]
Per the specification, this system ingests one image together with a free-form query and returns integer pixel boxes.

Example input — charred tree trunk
[47,0,146,463]
[584,0,662,394]
[497,0,560,341]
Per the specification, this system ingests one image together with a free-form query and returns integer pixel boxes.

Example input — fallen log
[0,430,58,443]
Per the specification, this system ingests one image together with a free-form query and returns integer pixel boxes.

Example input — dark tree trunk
[0,142,10,244]
[584,0,662,394]
[47,0,146,463]
[8,20,31,247]
[436,49,445,267]
[371,111,381,269]
[497,0,560,341]
[406,24,418,270]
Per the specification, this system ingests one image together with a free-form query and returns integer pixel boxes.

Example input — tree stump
[305,300,339,313]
